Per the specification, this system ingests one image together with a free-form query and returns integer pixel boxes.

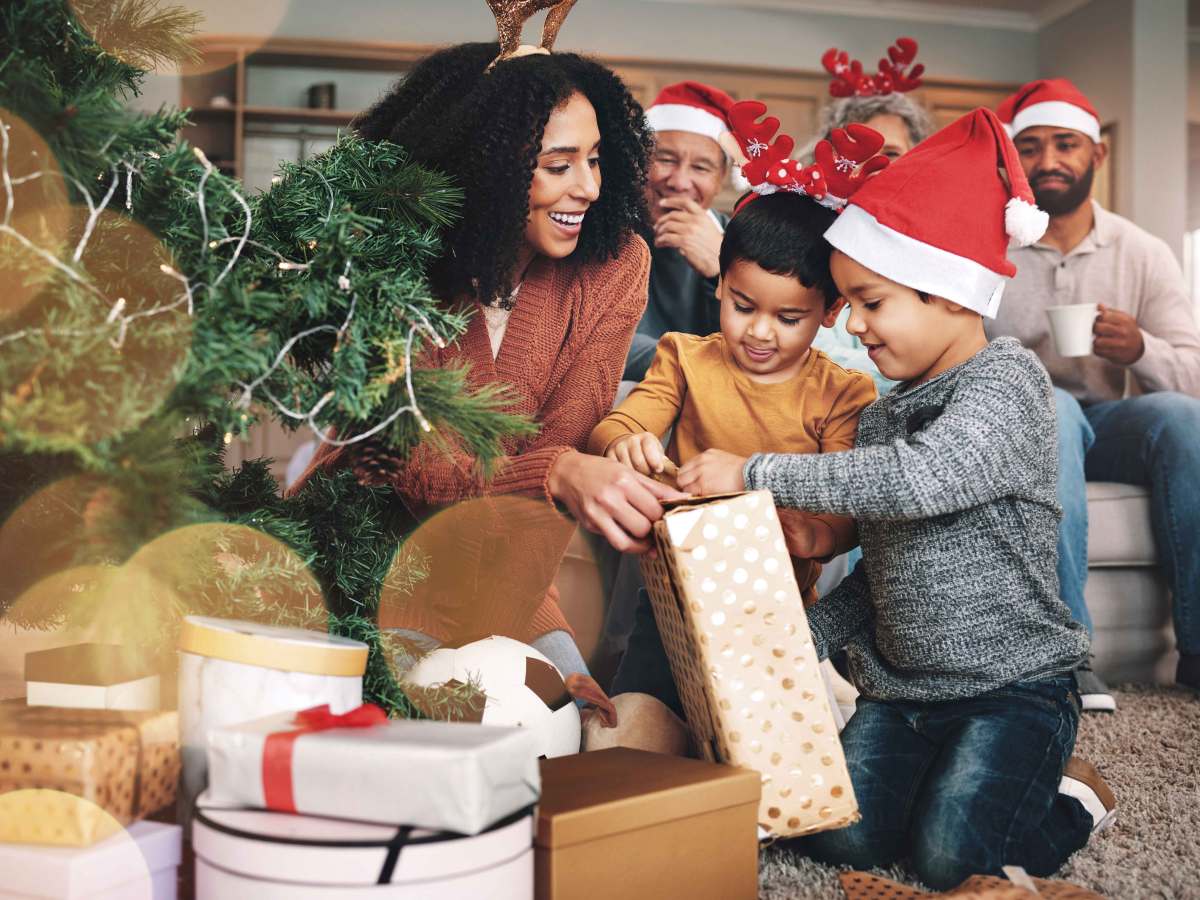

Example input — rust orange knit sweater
[305,235,651,646]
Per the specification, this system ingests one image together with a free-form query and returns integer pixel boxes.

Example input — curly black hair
[355,43,652,305]
[719,193,840,307]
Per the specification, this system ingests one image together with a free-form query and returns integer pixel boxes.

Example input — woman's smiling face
[523,92,603,263]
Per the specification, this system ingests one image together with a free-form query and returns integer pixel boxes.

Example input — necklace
[483,281,522,311]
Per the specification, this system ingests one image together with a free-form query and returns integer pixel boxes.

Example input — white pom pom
[731,165,751,192]
[1005,197,1049,247]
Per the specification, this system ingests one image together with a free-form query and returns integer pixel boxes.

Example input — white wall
[1190,39,1200,124]
[146,0,1037,85]
[1129,0,1188,256]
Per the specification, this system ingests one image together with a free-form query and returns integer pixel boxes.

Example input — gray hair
[800,93,933,162]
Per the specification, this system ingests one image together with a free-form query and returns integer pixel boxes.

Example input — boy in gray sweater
[678,108,1112,889]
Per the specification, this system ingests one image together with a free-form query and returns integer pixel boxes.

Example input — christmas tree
[0,0,531,715]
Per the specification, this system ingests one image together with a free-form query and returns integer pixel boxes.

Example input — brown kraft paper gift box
[640,490,859,839]
[536,747,760,900]
[0,698,179,846]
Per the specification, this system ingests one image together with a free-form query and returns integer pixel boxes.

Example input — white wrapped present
[0,820,181,899]
[205,705,541,836]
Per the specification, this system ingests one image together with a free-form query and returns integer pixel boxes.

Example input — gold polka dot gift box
[0,699,178,846]
[640,491,860,839]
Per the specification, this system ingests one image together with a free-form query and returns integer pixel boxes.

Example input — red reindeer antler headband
[727,100,889,213]
[822,37,924,98]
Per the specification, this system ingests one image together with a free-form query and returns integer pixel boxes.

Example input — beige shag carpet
[758,685,1199,899]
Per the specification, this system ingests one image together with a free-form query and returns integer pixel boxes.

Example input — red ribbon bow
[261,703,387,812]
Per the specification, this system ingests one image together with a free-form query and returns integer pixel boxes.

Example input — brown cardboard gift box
[0,699,178,845]
[641,491,860,839]
[535,747,760,900]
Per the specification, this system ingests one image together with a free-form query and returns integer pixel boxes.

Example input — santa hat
[823,107,1048,318]
[996,78,1101,143]
[645,81,734,143]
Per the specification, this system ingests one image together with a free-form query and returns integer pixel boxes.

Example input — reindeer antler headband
[822,36,924,98]
[486,0,579,70]
[726,100,889,213]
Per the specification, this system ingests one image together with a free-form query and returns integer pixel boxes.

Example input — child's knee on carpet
[801,817,906,872]
[909,828,999,892]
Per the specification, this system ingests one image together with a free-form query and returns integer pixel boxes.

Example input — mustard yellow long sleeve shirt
[589,331,877,601]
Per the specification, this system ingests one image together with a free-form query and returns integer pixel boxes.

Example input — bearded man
[987,79,1200,703]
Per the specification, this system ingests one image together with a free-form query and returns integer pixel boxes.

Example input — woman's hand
[605,432,669,476]
[677,449,748,496]
[549,451,687,554]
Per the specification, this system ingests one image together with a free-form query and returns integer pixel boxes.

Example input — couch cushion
[1086,482,1157,567]
[1085,567,1176,684]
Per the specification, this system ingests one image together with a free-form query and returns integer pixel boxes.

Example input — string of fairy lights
[0,116,444,445]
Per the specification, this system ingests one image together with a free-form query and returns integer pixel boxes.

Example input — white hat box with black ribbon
[192,796,534,899]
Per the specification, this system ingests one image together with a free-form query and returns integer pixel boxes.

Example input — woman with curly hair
[309,42,681,680]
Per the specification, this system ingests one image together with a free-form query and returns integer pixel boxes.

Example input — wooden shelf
[242,106,359,125]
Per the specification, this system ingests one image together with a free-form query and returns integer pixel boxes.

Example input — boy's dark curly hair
[355,42,652,305]
[719,193,841,308]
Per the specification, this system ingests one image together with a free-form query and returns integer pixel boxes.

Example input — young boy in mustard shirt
[588,190,876,712]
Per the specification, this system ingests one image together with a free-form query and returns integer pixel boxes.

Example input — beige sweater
[988,202,1200,405]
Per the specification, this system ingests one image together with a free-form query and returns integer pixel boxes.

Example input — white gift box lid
[0,820,181,898]
[178,616,368,676]
[193,794,533,887]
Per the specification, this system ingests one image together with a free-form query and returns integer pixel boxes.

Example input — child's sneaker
[1059,756,1117,834]
[1073,657,1116,712]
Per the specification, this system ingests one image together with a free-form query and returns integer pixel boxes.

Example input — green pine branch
[1,1,539,716]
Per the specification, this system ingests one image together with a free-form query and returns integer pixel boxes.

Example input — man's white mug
[1047,303,1099,357]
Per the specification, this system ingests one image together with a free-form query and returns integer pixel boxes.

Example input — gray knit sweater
[744,337,1089,703]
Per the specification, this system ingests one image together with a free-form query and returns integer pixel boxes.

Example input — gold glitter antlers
[486,0,580,68]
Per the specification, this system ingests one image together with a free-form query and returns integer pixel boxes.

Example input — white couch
[1085,482,1176,683]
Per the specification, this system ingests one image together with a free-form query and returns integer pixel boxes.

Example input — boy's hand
[606,432,669,477]
[677,449,747,495]
[777,509,835,560]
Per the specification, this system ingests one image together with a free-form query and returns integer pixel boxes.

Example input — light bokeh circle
[4,207,194,444]
[0,791,154,896]
[0,108,70,321]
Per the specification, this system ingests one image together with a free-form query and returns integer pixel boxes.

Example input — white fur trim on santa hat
[646,103,728,142]
[1005,197,1049,247]
[825,204,1008,318]
[1007,100,1101,143]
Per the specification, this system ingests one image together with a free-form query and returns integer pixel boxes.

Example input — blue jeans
[798,676,1092,890]
[610,588,684,717]
[1056,389,1200,656]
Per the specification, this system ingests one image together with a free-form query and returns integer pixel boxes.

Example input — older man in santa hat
[623,81,735,382]
[988,78,1200,702]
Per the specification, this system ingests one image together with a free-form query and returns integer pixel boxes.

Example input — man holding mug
[988,79,1200,701]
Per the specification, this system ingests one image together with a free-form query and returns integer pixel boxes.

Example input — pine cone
[351,439,405,486]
